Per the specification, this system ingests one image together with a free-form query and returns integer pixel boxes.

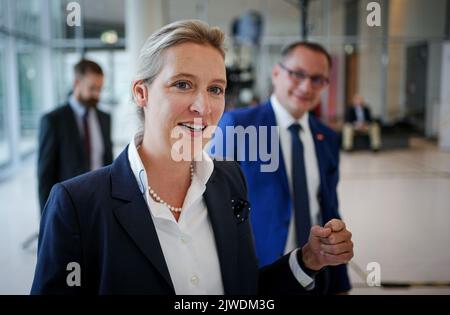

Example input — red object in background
[311,55,338,120]
[313,103,322,118]
[327,55,338,119]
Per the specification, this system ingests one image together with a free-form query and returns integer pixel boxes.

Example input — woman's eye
[209,86,224,95]
[174,81,191,90]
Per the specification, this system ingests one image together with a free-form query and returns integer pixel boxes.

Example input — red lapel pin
[316,133,324,141]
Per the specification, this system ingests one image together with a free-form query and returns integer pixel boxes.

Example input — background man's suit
[212,101,351,294]
[37,103,113,212]
[343,104,381,151]
[345,105,372,124]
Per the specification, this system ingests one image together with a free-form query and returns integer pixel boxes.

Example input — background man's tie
[288,123,311,247]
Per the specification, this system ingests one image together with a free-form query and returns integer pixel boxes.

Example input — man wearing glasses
[212,42,351,294]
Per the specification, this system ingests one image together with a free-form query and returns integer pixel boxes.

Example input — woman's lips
[178,123,207,137]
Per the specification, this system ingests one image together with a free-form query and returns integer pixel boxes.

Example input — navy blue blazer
[211,101,351,293]
[31,147,322,295]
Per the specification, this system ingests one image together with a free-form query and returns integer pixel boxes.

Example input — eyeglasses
[278,63,329,89]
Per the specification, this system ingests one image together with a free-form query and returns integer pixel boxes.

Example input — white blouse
[128,131,314,294]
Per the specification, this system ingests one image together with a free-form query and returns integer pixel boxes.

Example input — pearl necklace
[148,163,194,213]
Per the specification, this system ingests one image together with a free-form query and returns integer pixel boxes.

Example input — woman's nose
[191,92,212,115]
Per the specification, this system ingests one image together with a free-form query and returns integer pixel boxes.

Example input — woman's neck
[138,135,193,220]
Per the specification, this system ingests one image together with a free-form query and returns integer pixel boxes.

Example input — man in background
[343,94,381,152]
[211,42,351,294]
[37,59,113,214]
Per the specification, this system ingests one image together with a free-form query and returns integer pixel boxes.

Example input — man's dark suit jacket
[37,103,113,212]
[345,105,373,124]
[31,148,322,295]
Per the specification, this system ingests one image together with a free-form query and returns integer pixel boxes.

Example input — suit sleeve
[97,111,113,165]
[344,107,353,123]
[327,134,352,294]
[103,113,113,165]
[105,115,114,165]
[259,254,332,295]
[31,184,83,295]
[365,107,373,122]
[330,133,341,219]
[37,114,59,212]
[230,162,322,295]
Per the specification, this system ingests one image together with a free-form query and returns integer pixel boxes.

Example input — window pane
[51,0,125,40]
[16,42,42,156]
[51,0,75,39]
[0,37,10,167]
[0,0,6,29]
[51,49,70,105]
[83,0,125,39]
[13,0,41,39]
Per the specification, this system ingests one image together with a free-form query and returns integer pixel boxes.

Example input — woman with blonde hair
[31,20,353,295]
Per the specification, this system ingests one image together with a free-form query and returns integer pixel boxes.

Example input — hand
[354,123,368,131]
[301,219,353,271]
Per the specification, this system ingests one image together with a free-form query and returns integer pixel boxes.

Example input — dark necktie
[82,111,91,170]
[288,123,311,247]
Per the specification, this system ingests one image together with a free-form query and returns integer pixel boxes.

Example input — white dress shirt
[128,131,315,293]
[128,132,224,295]
[355,105,365,123]
[270,95,321,255]
[69,96,104,171]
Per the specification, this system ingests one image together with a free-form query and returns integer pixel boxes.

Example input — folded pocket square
[231,198,251,223]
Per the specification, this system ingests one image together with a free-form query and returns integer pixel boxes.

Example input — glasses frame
[278,63,329,89]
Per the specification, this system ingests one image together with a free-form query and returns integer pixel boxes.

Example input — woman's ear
[132,80,148,107]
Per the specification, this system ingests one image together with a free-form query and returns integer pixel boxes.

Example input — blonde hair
[134,20,226,122]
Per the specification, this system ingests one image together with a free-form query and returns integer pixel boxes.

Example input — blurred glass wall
[0,0,448,179]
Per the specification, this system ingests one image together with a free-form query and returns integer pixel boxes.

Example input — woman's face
[143,42,226,161]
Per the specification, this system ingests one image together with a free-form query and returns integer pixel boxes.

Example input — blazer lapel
[203,169,239,295]
[96,109,110,162]
[110,149,175,292]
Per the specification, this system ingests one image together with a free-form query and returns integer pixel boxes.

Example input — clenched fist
[301,219,354,271]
